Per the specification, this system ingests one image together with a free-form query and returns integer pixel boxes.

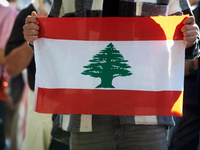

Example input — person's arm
[5,9,48,77]
[4,42,33,76]
[0,50,5,65]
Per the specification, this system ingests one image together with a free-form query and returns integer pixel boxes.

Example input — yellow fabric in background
[21,90,52,150]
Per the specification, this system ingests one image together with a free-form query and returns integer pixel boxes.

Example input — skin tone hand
[0,49,5,65]
[23,10,48,45]
[181,16,199,48]
[23,11,40,45]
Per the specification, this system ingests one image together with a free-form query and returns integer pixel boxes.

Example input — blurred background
[8,0,32,10]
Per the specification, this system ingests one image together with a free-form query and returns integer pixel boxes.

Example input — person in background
[7,0,18,8]
[5,0,69,149]
[189,0,200,149]
[0,0,18,149]
[4,1,25,150]
[168,0,200,149]
[4,0,68,150]
[23,0,200,150]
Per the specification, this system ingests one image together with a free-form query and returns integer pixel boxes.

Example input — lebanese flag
[34,16,188,117]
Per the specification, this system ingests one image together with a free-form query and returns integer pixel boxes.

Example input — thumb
[31,11,38,18]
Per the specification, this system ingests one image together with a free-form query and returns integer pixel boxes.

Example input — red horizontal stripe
[35,88,182,116]
[38,17,184,41]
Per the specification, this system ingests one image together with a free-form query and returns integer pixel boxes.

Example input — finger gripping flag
[34,16,187,117]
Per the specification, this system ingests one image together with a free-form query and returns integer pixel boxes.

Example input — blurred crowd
[1,0,69,150]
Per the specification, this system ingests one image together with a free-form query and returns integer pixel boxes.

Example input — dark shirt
[187,5,200,114]
[193,4,200,113]
[102,0,119,17]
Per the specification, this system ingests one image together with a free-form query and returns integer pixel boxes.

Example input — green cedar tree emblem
[81,43,132,88]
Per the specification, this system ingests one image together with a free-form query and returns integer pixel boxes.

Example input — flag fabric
[33,16,187,117]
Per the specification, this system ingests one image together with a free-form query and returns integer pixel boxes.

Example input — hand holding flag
[181,16,199,48]
[23,11,39,45]
[23,10,48,45]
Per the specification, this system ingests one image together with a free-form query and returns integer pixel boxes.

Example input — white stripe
[62,114,70,131]
[135,0,157,3]
[59,0,76,17]
[80,115,92,132]
[135,116,158,124]
[136,3,142,16]
[91,0,104,10]
[34,39,185,91]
